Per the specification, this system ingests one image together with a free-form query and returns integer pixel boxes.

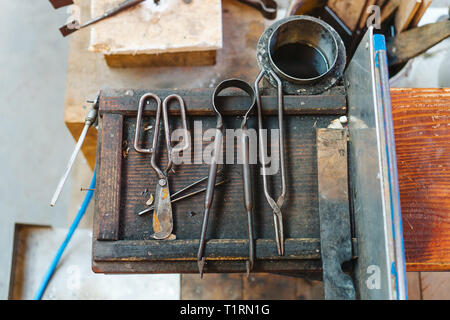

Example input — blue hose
[34,167,96,300]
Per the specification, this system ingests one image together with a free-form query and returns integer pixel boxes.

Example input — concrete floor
[0,2,179,299]
[0,1,72,299]
[11,226,179,300]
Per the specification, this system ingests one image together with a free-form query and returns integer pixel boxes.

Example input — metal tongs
[134,93,190,240]
[255,70,286,256]
[197,79,256,277]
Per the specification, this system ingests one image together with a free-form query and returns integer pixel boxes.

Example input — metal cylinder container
[257,16,346,94]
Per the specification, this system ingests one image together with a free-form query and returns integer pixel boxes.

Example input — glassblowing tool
[134,93,189,240]
[50,96,99,207]
[197,79,256,278]
[59,0,146,37]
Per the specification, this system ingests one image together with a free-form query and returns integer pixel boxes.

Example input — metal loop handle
[134,93,162,155]
[161,94,190,175]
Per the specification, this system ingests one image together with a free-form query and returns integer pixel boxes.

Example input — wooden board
[358,0,377,30]
[327,0,367,31]
[89,0,222,67]
[92,88,347,274]
[64,0,265,170]
[391,88,450,271]
[381,0,401,24]
[395,0,422,32]
[411,0,433,27]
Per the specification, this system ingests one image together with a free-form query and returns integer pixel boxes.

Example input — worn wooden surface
[104,51,217,68]
[89,0,222,67]
[391,88,450,271]
[93,89,346,273]
[395,0,422,32]
[410,0,433,27]
[327,0,367,31]
[64,0,266,170]
[387,20,450,66]
[64,0,450,273]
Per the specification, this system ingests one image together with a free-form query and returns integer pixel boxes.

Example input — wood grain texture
[95,113,123,241]
[327,0,367,31]
[381,0,401,23]
[406,272,422,300]
[391,88,450,271]
[410,0,433,27]
[387,20,450,66]
[420,272,450,300]
[64,0,267,170]
[93,88,343,273]
[99,88,347,116]
[395,0,422,32]
[104,50,217,68]
[180,273,324,300]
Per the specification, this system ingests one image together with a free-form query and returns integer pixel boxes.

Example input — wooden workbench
[64,0,449,275]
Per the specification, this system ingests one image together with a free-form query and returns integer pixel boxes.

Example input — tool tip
[59,21,80,37]
[198,258,205,278]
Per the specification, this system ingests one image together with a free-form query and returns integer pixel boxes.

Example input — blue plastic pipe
[34,167,96,300]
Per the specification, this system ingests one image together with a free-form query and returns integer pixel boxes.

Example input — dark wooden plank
[95,113,123,241]
[99,88,347,116]
[92,259,323,274]
[93,238,321,261]
[392,88,450,271]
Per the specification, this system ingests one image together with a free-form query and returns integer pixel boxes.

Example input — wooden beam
[327,0,367,31]
[411,0,433,27]
[391,88,450,272]
[395,0,422,32]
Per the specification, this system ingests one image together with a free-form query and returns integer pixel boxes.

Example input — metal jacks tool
[59,0,146,37]
[50,96,99,207]
[197,79,256,278]
[134,93,190,240]
[255,70,286,256]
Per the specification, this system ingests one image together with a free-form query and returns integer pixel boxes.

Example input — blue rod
[34,167,96,300]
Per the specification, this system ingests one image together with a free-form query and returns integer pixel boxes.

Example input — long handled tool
[197,79,256,278]
[50,96,99,207]
[59,0,146,37]
[134,93,190,240]
[255,70,286,256]
[240,84,257,275]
